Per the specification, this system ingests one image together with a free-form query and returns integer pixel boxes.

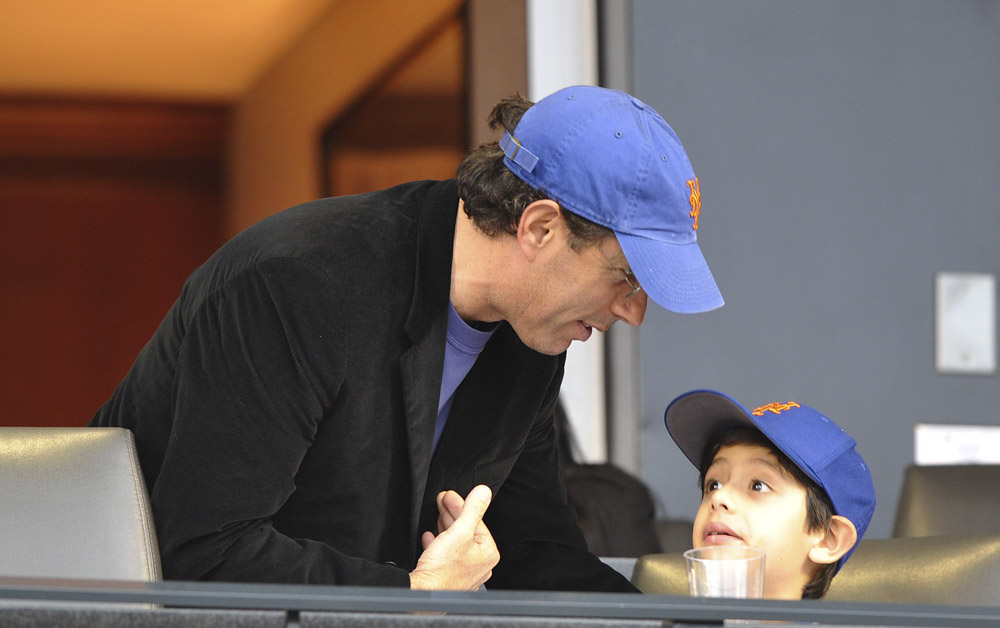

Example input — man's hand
[409,485,499,590]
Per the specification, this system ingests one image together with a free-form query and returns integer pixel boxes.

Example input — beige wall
[227,0,463,236]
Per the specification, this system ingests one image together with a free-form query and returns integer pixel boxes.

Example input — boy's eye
[704,479,722,492]
[750,480,772,493]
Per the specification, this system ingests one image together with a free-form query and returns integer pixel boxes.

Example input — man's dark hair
[456,95,611,251]
[697,426,838,599]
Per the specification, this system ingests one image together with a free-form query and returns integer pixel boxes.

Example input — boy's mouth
[702,522,744,545]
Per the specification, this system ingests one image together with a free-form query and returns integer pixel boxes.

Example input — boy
[664,389,876,599]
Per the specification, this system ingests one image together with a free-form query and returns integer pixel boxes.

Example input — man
[91,85,723,592]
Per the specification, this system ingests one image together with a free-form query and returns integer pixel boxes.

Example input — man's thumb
[470,484,492,507]
[457,484,492,523]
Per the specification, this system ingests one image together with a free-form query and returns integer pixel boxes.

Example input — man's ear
[808,515,858,565]
[516,199,563,260]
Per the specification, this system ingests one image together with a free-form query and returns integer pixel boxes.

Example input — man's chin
[523,336,574,356]
[512,324,584,356]
[535,342,572,356]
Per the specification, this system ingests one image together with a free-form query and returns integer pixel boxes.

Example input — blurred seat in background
[892,464,1000,537]
[632,533,1000,606]
[0,427,160,581]
[553,402,662,559]
[553,401,693,563]
[655,518,694,554]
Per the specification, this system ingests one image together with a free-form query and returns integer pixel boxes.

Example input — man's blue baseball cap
[664,389,876,571]
[499,85,723,314]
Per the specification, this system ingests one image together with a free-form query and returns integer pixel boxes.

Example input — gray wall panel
[630,0,1000,539]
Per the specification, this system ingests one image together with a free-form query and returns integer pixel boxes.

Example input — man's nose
[611,290,648,327]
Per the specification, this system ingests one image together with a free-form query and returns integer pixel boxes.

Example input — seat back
[893,464,1000,537]
[0,427,161,580]
[631,551,686,597]
[632,534,1000,606]
[826,533,1000,605]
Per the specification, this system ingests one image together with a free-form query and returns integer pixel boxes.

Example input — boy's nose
[709,487,734,511]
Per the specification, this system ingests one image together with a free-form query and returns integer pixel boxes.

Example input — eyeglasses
[593,240,642,298]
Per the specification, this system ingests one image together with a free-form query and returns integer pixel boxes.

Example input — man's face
[692,443,823,599]
[506,235,648,355]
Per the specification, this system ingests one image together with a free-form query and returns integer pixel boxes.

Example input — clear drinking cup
[684,546,765,599]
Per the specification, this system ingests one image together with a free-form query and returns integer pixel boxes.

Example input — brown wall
[0,98,227,426]
[0,0,527,428]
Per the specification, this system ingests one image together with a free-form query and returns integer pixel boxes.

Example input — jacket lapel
[399,180,457,543]
[399,322,446,541]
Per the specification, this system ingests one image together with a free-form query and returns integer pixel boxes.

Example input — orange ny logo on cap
[687,177,701,230]
[752,401,801,416]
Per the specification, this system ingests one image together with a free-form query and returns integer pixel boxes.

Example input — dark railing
[1,577,999,627]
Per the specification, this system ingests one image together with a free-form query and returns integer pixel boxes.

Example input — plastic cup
[684,546,766,598]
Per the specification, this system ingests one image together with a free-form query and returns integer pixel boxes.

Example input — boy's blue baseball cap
[499,85,723,314]
[664,389,876,571]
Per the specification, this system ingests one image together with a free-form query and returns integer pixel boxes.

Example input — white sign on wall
[935,272,996,374]
[915,423,1000,465]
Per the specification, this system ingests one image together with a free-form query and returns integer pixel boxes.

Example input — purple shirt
[434,301,497,450]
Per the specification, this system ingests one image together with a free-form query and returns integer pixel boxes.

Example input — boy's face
[692,443,826,599]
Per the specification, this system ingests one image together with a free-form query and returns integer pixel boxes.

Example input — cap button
[630,96,645,110]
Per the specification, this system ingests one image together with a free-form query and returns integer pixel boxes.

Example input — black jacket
[92,179,635,592]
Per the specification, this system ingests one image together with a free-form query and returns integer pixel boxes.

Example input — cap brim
[617,232,723,314]
[664,390,756,468]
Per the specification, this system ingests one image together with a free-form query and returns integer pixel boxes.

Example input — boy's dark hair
[698,426,838,599]
[456,95,611,251]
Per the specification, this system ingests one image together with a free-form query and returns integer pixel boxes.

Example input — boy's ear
[808,515,858,565]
